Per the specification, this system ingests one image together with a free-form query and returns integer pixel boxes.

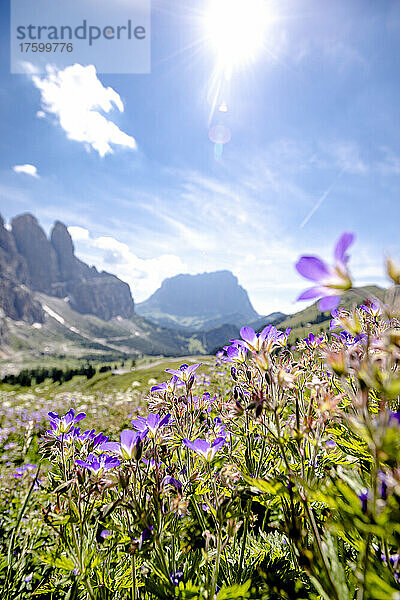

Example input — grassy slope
[2,294,208,372]
[0,355,213,395]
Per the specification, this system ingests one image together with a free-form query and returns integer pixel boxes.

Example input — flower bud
[386,257,400,285]
[234,400,244,415]
[254,351,270,371]
[134,438,143,462]
[325,351,347,376]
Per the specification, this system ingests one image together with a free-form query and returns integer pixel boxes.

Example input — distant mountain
[0,214,44,327]
[247,312,286,331]
[136,270,259,330]
[1,213,134,322]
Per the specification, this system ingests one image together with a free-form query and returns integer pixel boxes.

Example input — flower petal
[74,412,86,424]
[98,441,121,454]
[121,429,138,451]
[318,295,340,311]
[295,256,331,282]
[297,286,324,301]
[239,327,257,346]
[334,232,355,264]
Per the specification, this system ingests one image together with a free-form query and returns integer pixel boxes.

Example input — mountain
[0,215,45,325]
[247,312,286,331]
[0,214,243,364]
[2,213,134,321]
[0,213,266,366]
[136,270,259,330]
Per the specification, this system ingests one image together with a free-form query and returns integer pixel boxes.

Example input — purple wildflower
[47,409,86,435]
[13,464,36,478]
[183,436,226,461]
[275,327,292,347]
[224,343,247,363]
[360,300,381,317]
[303,333,324,348]
[170,571,184,586]
[378,471,388,501]
[99,429,146,460]
[131,413,173,436]
[358,490,368,514]
[151,375,184,394]
[296,232,355,311]
[231,325,282,353]
[69,427,109,448]
[75,453,120,475]
[329,308,344,331]
[162,475,183,490]
[332,331,367,346]
[389,411,400,425]
[381,553,400,568]
[165,363,202,383]
[100,529,112,539]
[137,526,153,548]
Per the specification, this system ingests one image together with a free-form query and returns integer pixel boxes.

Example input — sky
[0,0,400,316]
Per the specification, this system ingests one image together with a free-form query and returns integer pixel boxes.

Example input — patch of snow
[42,304,65,324]
[70,327,81,334]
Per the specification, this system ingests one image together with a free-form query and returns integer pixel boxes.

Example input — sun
[204,0,271,74]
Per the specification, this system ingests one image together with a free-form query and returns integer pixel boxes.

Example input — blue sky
[0,0,399,315]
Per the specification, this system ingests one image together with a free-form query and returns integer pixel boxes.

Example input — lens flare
[204,0,270,73]
[208,124,231,145]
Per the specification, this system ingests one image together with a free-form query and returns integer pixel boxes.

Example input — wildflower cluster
[2,233,400,600]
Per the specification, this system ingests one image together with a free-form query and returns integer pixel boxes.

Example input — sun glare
[204,0,270,73]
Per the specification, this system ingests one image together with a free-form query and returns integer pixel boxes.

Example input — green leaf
[217,580,251,599]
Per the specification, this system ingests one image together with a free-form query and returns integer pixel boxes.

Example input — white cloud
[31,64,137,157]
[376,147,400,176]
[68,225,90,241]
[68,228,186,302]
[13,164,39,178]
[20,61,40,75]
[326,141,368,174]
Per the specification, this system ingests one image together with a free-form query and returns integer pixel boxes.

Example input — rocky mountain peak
[0,213,135,322]
[51,220,76,282]
[0,216,44,323]
[137,269,259,330]
[11,213,59,293]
